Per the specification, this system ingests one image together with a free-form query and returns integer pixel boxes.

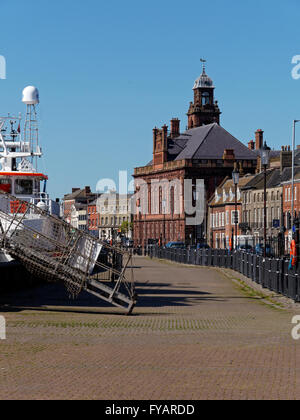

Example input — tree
[121,221,133,236]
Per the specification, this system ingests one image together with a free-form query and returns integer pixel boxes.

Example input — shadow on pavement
[0,276,223,314]
[0,282,117,315]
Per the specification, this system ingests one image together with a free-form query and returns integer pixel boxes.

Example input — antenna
[22,86,40,170]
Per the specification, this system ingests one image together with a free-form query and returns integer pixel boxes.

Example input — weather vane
[200,58,206,72]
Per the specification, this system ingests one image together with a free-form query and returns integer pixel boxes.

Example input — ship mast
[21,86,42,172]
[0,86,42,173]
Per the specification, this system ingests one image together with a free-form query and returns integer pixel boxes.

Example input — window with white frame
[271,207,274,224]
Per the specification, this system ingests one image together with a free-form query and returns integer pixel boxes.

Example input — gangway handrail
[0,191,137,314]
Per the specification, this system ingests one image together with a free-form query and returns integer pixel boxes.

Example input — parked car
[165,241,185,249]
[255,243,273,257]
[188,243,210,251]
[196,243,210,250]
[237,244,254,253]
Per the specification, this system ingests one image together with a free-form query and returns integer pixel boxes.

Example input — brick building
[63,186,96,222]
[133,64,258,246]
[87,199,99,236]
[207,174,255,248]
[239,169,283,244]
[281,167,300,250]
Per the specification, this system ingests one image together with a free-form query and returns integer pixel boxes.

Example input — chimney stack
[223,149,235,166]
[170,118,180,138]
[280,148,292,173]
[255,129,264,150]
[153,127,158,153]
[162,124,168,149]
[248,140,255,150]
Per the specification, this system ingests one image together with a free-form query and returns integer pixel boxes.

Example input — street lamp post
[292,120,300,228]
[260,142,271,258]
[162,199,166,246]
[137,205,141,247]
[232,165,240,250]
[193,188,198,245]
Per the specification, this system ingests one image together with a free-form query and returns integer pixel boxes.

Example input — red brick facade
[133,69,258,247]
[88,202,99,231]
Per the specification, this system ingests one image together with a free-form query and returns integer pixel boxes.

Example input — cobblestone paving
[0,257,300,400]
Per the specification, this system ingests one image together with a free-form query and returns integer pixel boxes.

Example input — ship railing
[3,193,60,217]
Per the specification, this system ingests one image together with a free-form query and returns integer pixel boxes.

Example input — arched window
[202,92,210,106]
[159,187,162,214]
[170,186,175,215]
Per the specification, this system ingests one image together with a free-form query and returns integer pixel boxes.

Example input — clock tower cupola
[187,60,221,129]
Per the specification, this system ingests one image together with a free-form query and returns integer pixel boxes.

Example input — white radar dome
[22,86,39,105]
[36,201,48,212]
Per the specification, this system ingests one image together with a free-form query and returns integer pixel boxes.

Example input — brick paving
[0,256,300,400]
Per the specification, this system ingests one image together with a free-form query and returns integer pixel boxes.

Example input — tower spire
[200,58,206,74]
[188,61,221,128]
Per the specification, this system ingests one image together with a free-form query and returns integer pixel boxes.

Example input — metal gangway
[0,192,137,314]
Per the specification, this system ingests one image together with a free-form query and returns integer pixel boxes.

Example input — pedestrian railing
[146,247,300,303]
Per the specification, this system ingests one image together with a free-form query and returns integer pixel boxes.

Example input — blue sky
[0,0,300,198]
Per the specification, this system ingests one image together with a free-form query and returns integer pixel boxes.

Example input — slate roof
[241,166,300,191]
[241,169,279,190]
[64,187,96,201]
[280,166,300,183]
[294,149,300,166]
[170,123,257,161]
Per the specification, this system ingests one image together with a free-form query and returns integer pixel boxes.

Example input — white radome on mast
[22,86,39,105]
[20,85,42,172]
[0,86,42,173]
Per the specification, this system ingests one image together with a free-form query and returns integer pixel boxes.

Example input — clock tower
[187,60,221,129]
